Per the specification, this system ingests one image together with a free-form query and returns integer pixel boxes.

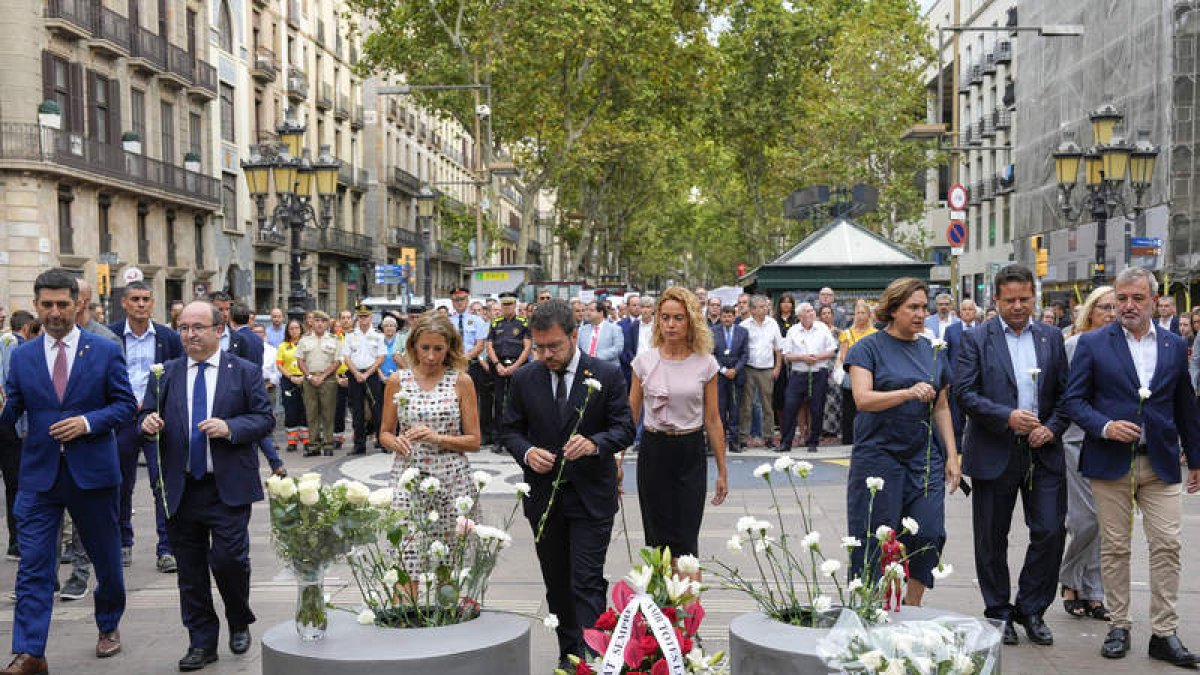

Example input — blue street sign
[1130,237,1162,248]
[375,264,404,284]
[946,221,967,247]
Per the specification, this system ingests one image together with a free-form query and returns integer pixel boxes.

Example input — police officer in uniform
[487,292,531,453]
[342,304,387,455]
[448,288,493,446]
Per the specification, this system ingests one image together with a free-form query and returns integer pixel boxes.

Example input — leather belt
[645,427,703,437]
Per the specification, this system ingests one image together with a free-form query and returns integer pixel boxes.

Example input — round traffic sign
[948,184,968,210]
[946,221,967,247]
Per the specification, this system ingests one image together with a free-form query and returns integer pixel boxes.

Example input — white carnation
[865,476,885,492]
[382,569,399,585]
[819,559,841,577]
[398,467,420,487]
[951,653,975,675]
[543,614,559,630]
[931,562,954,580]
[875,524,894,541]
[842,536,862,549]
[454,495,475,514]
[812,595,832,613]
[859,649,885,671]
[514,482,531,497]
[419,476,441,494]
[773,456,795,472]
[800,531,820,551]
[753,463,773,480]
[1139,387,1152,400]
[847,577,864,592]
[726,535,744,552]
[582,377,602,392]
[471,470,492,490]
[791,460,814,478]
[901,516,919,535]
[676,554,700,575]
[426,510,440,523]
[428,540,449,559]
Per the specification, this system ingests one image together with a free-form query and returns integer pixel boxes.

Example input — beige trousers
[738,367,775,442]
[1090,455,1183,635]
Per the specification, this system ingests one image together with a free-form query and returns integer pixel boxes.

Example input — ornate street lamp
[241,108,339,323]
[1053,104,1158,287]
[417,185,437,310]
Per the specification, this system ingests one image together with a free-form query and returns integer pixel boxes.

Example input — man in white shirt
[778,303,838,452]
[1155,296,1180,335]
[738,295,782,449]
[923,293,961,338]
[341,305,386,455]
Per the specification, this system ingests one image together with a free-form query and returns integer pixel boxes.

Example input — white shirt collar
[123,320,156,338]
[564,345,582,375]
[1122,323,1157,342]
[1001,318,1033,336]
[51,325,81,348]
[189,351,222,370]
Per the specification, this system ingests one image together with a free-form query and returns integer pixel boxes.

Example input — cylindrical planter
[262,610,530,675]
[729,606,1001,674]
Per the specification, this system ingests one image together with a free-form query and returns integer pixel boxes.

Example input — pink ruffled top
[631,348,719,431]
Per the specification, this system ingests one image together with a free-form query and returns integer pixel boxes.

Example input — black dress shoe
[1149,634,1200,666]
[1101,627,1131,659]
[1002,620,1019,645]
[229,627,251,655]
[556,655,574,671]
[1015,614,1053,645]
[178,647,218,671]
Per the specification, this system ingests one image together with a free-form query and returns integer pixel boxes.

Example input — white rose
[514,482,531,497]
[901,516,919,536]
[454,496,475,515]
[367,488,394,508]
[266,475,283,497]
[910,656,934,675]
[891,633,914,655]
[726,535,744,552]
[275,478,297,499]
[676,554,701,575]
[881,659,907,675]
[773,456,795,472]
[356,608,376,625]
[753,463,773,480]
[299,472,322,484]
[819,559,841,577]
[951,653,975,675]
[383,569,400,585]
[298,483,320,506]
[859,649,885,671]
[865,476,885,492]
[345,481,370,506]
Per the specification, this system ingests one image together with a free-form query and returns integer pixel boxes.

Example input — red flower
[682,601,705,636]
[675,628,693,655]
[661,606,678,624]
[612,580,635,613]
[594,609,618,631]
[583,628,610,656]
[651,661,670,675]
[575,661,594,675]
[639,633,659,655]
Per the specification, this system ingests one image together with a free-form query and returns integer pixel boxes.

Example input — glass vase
[293,562,330,641]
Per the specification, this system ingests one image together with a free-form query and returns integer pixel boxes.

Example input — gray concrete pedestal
[262,610,530,675]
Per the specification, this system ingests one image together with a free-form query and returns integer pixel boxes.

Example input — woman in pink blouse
[628,287,729,569]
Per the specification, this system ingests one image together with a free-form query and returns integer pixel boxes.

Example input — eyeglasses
[178,324,214,334]
[1093,303,1117,313]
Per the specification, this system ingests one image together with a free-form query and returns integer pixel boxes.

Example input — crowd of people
[1,265,1199,673]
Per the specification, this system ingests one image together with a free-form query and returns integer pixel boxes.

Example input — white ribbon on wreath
[600,593,686,675]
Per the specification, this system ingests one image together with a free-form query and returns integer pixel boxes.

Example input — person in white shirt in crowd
[738,295,782,450]
[577,300,624,367]
[342,305,387,455]
[1155,296,1181,335]
[923,293,961,338]
[778,303,839,453]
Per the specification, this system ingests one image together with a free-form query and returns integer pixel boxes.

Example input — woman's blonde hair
[1074,285,1115,335]
[651,286,714,356]
[405,311,467,370]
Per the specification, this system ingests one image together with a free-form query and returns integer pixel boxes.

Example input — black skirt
[637,429,707,557]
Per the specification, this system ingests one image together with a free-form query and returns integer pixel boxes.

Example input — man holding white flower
[1063,267,1200,666]
[139,300,275,671]
[956,264,1069,647]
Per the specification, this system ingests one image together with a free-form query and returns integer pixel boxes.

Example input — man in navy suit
[501,300,634,671]
[712,305,749,452]
[140,301,275,671]
[924,292,960,338]
[1063,267,1200,666]
[109,280,183,574]
[1154,296,1181,336]
[0,269,136,675]
[956,265,1069,647]
[943,298,981,441]
[619,296,654,388]
[226,303,264,367]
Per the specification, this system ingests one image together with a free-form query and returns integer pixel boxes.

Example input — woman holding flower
[628,287,729,567]
[379,312,481,572]
[844,277,960,607]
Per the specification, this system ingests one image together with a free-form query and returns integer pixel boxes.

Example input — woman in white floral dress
[379,312,481,572]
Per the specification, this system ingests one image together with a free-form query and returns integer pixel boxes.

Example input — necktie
[726,328,732,348]
[190,361,209,479]
[555,369,569,416]
[458,314,465,335]
[588,328,599,357]
[53,339,68,402]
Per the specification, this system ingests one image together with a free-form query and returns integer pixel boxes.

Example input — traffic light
[399,248,417,285]
[1033,235,1048,277]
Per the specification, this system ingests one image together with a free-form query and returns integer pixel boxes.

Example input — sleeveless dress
[388,368,476,572]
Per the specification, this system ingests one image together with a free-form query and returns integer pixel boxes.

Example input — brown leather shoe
[1,653,48,675]
[96,629,122,657]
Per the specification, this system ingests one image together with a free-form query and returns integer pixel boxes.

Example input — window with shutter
[68,63,84,134]
[89,71,110,144]
[131,88,146,141]
[161,100,175,162]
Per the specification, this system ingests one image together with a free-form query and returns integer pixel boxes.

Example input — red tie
[53,339,68,402]
[588,328,599,357]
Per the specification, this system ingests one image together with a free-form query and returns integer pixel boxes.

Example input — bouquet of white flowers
[816,609,1001,674]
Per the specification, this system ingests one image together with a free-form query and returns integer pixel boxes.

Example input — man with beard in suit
[501,300,634,671]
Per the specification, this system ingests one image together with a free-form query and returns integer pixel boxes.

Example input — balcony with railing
[317,82,333,110]
[959,67,972,93]
[334,94,349,121]
[389,166,421,195]
[45,0,95,40]
[337,163,353,187]
[254,226,287,248]
[90,6,130,57]
[287,0,301,28]
[980,117,995,138]
[434,242,467,264]
[351,104,364,130]
[161,44,194,88]
[969,64,983,86]
[189,60,217,101]
[253,46,278,83]
[995,41,1013,64]
[129,25,166,73]
[0,121,220,207]
[301,227,374,258]
[357,168,369,189]
[981,52,996,75]
[287,67,308,101]
[388,226,422,247]
[993,107,1012,131]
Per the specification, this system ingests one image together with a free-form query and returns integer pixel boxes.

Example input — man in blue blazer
[227,302,264,367]
[501,300,634,670]
[924,292,960,338]
[0,269,137,674]
[109,280,183,573]
[619,296,654,388]
[140,300,275,671]
[943,298,981,442]
[577,300,623,368]
[712,305,749,451]
[956,265,1069,647]
[1063,267,1200,666]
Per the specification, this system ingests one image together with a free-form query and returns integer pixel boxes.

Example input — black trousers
[530,487,613,660]
[167,476,255,650]
[717,376,740,441]
[334,381,348,435]
[492,369,515,445]
[840,385,858,445]
[469,361,494,443]
[0,422,20,549]
[347,373,384,451]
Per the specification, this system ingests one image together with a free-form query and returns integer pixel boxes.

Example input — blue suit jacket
[943,321,979,434]
[109,320,184,366]
[228,325,264,367]
[619,320,651,385]
[579,321,624,364]
[924,314,960,338]
[711,323,749,386]
[140,352,275,515]
[955,318,1070,480]
[1063,322,1200,484]
[0,331,137,492]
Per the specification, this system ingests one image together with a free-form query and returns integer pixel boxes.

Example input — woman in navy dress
[845,278,961,607]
